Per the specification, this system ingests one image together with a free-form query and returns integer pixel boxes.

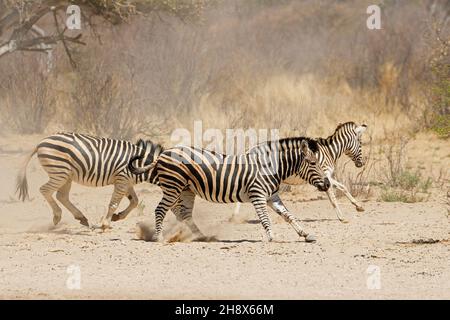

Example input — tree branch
[0,5,84,63]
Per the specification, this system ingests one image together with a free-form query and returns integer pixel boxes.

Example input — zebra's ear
[355,124,367,135]
[300,140,310,155]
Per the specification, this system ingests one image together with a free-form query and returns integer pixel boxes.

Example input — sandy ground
[0,134,449,299]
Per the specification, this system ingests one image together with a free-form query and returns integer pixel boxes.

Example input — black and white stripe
[233,122,368,223]
[129,137,331,242]
[16,132,163,228]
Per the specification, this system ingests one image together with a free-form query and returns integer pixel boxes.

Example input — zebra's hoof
[111,214,122,222]
[305,234,317,243]
[53,215,62,226]
[339,219,349,224]
[193,235,208,242]
[151,235,164,242]
[78,218,89,227]
[356,206,365,212]
[101,224,112,232]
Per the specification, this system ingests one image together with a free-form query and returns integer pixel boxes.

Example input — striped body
[37,133,157,187]
[130,137,330,242]
[16,133,163,228]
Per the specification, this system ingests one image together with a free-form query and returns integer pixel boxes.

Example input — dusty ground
[0,134,449,299]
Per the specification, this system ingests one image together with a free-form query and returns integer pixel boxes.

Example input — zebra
[16,133,163,230]
[315,122,367,222]
[232,122,368,223]
[128,137,331,242]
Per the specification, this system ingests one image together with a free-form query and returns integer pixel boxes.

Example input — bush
[378,139,433,203]
[380,188,426,203]
[427,24,449,138]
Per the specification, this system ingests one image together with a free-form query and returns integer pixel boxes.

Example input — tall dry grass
[0,0,447,142]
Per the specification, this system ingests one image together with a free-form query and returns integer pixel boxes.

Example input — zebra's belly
[187,183,250,204]
[70,176,115,187]
[39,155,128,187]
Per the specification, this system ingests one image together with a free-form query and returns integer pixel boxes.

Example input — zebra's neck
[278,140,304,181]
[253,138,306,182]
[321,132,349,163]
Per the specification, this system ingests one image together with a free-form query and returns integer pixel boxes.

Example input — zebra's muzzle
[355,160,364,168]
[316,177,330,192]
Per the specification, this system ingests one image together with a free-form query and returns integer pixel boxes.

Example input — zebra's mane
[252,137,319,153]
[279,137,319,153]
[334,121,356,132]
[318,121,356,143]
[135,138,164,153]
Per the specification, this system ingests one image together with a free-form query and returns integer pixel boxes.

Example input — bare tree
[0,0,207,66]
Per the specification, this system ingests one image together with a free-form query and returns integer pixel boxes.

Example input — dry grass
[0,0,447,143]
[0,55,55,134]
[377,137,434,203]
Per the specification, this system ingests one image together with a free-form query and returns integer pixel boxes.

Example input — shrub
[0,55,55,134]
[378,138,433,203]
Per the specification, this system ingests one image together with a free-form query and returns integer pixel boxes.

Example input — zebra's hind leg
[56,181,89,227]
[267,194,316,242]
[153,189,183,242]
[249,194,273,242]
[332,179,365,212]
[40,176,70,226]
[326,188,349,223]
[111,187,138,222]
[175,191,206,241]
[228,202,242,223]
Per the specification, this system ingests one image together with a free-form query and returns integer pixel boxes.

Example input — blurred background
[0,0,448,202]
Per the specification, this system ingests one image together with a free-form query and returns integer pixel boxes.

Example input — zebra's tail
[128,155,157,175]
[16,147,37,202]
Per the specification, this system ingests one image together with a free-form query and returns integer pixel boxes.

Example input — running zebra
[129,137,331,242]
[232,122,367,223]
[16,133,163,229]
[315,122,367,222]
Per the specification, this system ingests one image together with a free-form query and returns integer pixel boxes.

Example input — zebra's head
[298,139,330,192]
[336,122,367,168]
[136,139,164,164]
[131,139,164,179]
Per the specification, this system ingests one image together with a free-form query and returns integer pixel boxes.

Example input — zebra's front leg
[326,187,349,223]
[332,179,365,212]
[249,195,274,242]
[172,191,206,241]
[267,194,316,242]
[92,183,127,231]
[111,187,138,222]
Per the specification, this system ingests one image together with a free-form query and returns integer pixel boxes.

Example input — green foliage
[428,28,449,138]
[379,169,432,203]
[380,189,409,202]
[379,140,433,203]
[430,63,450,137]
[395,170,421,190]
[431,114,450,138]
[380,188,425,203]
